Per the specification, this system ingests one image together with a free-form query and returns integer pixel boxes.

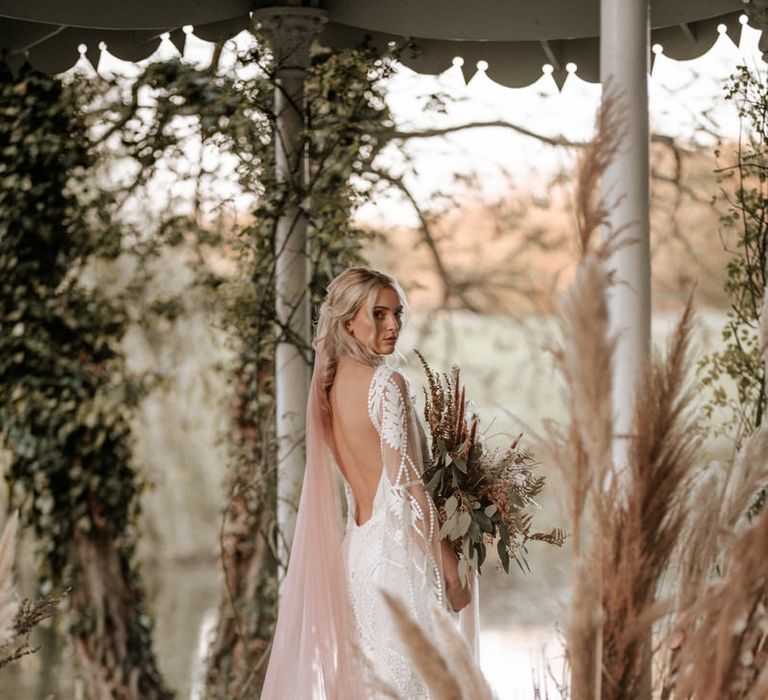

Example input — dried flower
[415,349,564,585]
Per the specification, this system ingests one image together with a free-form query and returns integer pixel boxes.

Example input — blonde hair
[314,267,409,407]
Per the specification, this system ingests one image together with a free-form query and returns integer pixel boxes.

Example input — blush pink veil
[260,343,367,699]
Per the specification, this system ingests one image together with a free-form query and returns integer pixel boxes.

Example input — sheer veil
[260,344,367,698]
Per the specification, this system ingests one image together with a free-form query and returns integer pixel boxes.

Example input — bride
[261,267,478,699]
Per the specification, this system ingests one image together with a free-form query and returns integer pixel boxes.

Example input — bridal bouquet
[415,350,564,586]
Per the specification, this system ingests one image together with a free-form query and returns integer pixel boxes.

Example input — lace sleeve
[369,366,445,606]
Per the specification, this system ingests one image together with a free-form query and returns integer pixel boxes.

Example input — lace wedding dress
[341,364,475,698]
[261,353,478,699]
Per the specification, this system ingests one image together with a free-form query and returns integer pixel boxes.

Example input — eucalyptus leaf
[458,557,468,588]
[499,522,511,547]
[426,470,442,492]
[476,543,486,569]
[457,511,472,537]
[497,539,510,574]
[439,513,457,540]
[476,512,493,533]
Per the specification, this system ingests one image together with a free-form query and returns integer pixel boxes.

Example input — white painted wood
[600,1,652,696]
[255,8,327,567]
[600,0,652,469]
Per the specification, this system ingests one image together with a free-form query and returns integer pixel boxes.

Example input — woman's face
[346,285,403,355]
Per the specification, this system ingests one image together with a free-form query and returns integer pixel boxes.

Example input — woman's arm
[377,367,471,612]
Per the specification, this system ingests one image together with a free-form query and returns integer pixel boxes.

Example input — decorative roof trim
[0,9,755,90]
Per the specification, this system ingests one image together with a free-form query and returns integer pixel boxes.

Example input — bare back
[329,358,383,526]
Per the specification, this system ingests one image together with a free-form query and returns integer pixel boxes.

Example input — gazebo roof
[0,0,752,87]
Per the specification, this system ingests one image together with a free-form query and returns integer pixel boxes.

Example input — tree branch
[370,168,483,312]
[380,121,584,148]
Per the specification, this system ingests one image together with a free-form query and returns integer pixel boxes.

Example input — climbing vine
[699,64,768,513]
[0,61,171,697]
[202,40,396,699]
[86,35,401,697]
[699,65,768,441]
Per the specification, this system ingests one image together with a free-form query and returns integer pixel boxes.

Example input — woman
[261,267,477,699]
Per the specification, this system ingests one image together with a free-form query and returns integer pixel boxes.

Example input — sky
[73,13,766,229]
[359,15,765,226]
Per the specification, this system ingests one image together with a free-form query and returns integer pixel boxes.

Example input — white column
[600,2,652,697]
[600,0,651,464]
[254,7,327,568]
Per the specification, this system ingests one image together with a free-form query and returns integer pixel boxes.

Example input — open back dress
[340,364,445,697]
[261,356,479,699]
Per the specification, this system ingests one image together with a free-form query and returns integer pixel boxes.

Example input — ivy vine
[0,60,170,696]
[0,61,141,581]
[699,64,768,514]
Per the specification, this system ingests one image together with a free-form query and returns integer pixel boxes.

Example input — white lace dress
[341,364,447,699]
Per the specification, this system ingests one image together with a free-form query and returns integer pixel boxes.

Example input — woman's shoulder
[373,366,419,421]
[369,364,410,395]
[368,364,416,426]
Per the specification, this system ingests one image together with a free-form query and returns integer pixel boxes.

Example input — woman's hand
[439,537,472,612]
[446,576,471,612]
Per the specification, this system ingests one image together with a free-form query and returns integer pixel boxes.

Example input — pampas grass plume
[429,604,494,700]
[672,487,768,698]
[381,589,461,699]
[381,589,495,700]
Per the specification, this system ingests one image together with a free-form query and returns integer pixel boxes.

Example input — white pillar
[254,7,327,568]
[600,0,651,464]
[600,2,652,697]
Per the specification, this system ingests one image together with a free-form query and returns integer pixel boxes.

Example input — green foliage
[138,39,400,371]
[214,42,394,350]
[699,65,767,452]
[0,62,152,585]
